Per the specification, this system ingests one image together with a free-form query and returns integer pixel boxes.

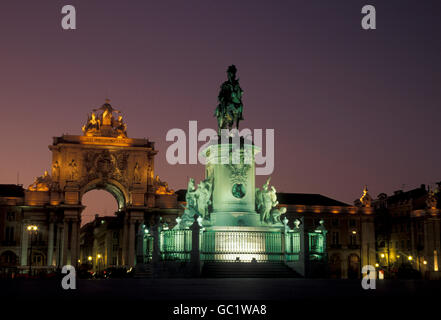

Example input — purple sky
[1,1,440,224]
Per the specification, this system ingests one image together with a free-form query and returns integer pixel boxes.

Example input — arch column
[61,208,82,267]
[341,254,349,278]
[71,218,79,267]
[47,219,55,266]
[124,210,145,267]
[20,222,29,266]
[128,221,135,266]
[62,220,69,265]
[122,217,129,265]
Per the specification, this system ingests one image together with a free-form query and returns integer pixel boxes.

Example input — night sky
[1,1,440,224]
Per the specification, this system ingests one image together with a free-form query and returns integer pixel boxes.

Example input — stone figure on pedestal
[28,171,53,192]
[359,185,372,207]
[114,115,127,138]
[133,162,141,184]
[68,159,79,181]
[196,178,213,219]
[154,176,174,195]
[82,112,101,136]
[256,178,286,224]
[52,161,60,181]
[82,99,128,138]
[94,99,121,126]
[181,177,213,227]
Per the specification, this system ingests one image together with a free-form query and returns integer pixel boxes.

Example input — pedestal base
[205,211,283,228]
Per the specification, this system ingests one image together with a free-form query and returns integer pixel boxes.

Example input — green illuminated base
[205,211,283,228]
[200,225,289,262]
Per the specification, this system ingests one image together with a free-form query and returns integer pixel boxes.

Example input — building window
[5,227,14,242]
[32,254,43,266]
[6,212,15,221]
[332,232,339,245]
[418,235,423,247]
[350,234,357,245]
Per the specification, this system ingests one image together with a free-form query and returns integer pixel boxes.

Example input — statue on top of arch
[82,99,128,138]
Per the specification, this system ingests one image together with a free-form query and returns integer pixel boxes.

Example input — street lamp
[26,225,39,276]
[97,254,102,275]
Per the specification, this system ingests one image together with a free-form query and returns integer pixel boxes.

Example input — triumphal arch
[24,100,177,269]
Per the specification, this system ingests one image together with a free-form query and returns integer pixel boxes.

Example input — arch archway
[46,130,157,268]
[22,101,178,270]
[329,253,342,279]
[80,178,129,211]
[0,250,18,267]
[81,189,119,225]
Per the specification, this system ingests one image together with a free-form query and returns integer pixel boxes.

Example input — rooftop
[0,184,24,198]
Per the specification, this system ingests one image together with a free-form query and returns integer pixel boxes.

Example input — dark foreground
[1,278,440,318]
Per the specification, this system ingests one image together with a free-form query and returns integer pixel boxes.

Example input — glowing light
[97,254,102,259]
[423,260,428,265]
[352,230,357,235]
[397,255,400,258]
[378,270,384,280]
[380,253,385,258]
[408,256,413,261]
[375,263,379,267]
[87,256,92,261]
[27,225,38,231]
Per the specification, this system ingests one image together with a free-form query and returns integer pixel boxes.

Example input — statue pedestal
[202,141,261,227]
[208,211,261,227]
